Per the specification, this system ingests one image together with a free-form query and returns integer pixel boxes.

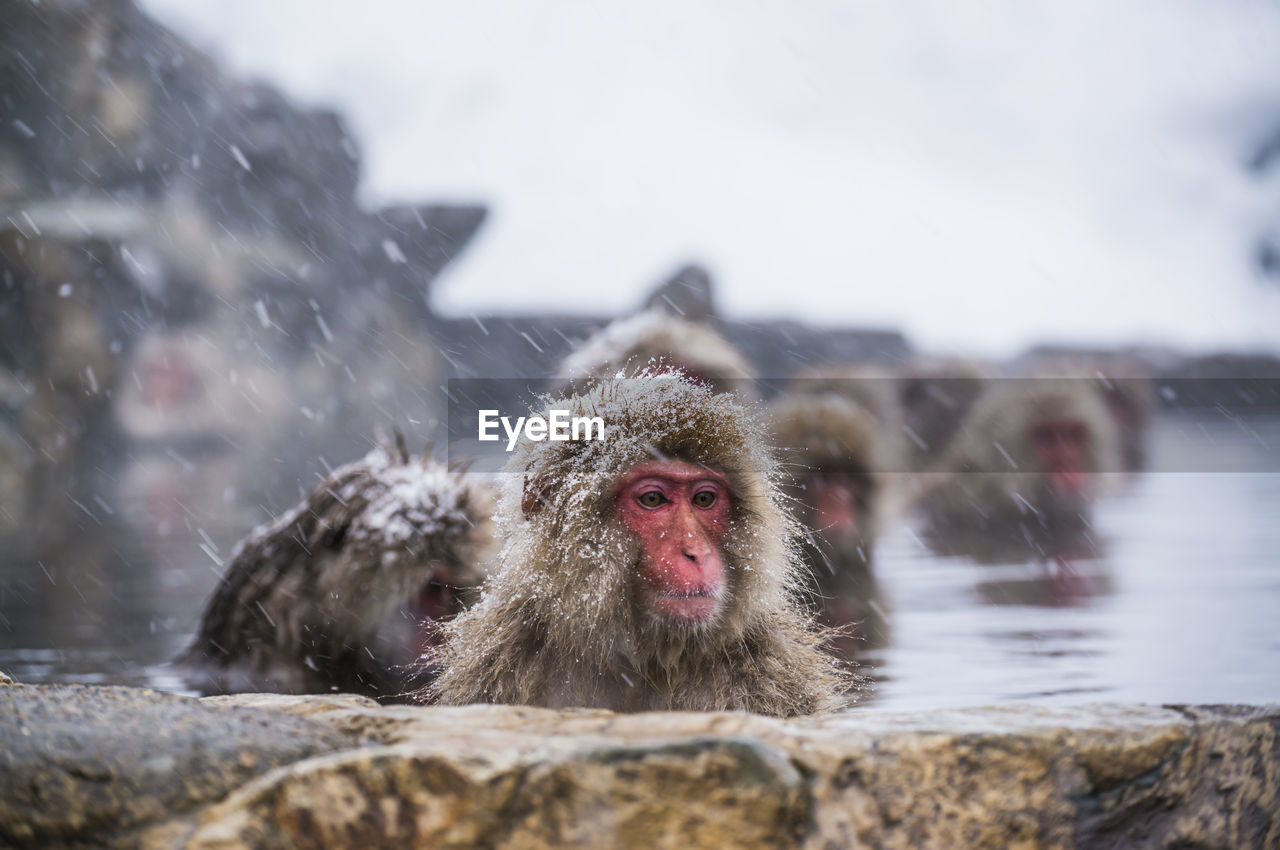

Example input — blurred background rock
[1,0,487,551]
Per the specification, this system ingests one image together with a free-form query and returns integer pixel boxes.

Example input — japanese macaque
[114,331,291,449]
[112,330,296,536]
[558,309,754,396]
[788,365,903,435]
[1013,354,1156,473]
[769,369,901,654]
[913,380,1121,563]
[178,440,497,702]
[896,359,988,470]
[1092,365,1155,473]
[427,376,850,716]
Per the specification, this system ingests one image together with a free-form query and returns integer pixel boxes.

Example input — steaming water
[2,412,1278,710]
[859,412,1280,710]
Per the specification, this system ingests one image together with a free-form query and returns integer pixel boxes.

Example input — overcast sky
[140,0,1280,357]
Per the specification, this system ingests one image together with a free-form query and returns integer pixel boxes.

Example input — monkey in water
[427,375,851,716]
[769,369,902,655]
[178,439,496,702]
[896,358,988,470]
[912,379,1121,563]
[558,309,755,396]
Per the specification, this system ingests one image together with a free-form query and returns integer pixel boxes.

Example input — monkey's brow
[627,471,728,487]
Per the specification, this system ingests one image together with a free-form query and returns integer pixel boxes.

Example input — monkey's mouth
[1049,468,1088,495]
[650,588,724,623]
[414,578,460,621]
[410,576,465,653]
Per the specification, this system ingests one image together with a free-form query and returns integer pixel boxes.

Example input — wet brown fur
[426,376,850,716]
[178,440,497,701]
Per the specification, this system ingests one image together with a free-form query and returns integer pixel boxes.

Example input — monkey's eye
[637,490,667,508]
[691,490,717,509]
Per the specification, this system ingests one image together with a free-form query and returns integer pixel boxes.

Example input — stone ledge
[0,684,1275,848]
[0,684,366,848]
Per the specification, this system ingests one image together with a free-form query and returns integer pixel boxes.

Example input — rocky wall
[0,682,1276,849]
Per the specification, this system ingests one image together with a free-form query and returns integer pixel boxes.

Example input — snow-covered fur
[559,309,754,393]
[427,375,850,717]
[914,379,1121,561]
[178,441,497,701]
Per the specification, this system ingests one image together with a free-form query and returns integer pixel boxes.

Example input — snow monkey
[1096,363,1155,473]
[427,375,851,716]
[558,309,755,396]
[178,438,497,702]
[768,368,901,655]
[913,378,1121,563]
[1028,357,1155,473]
[896,358,988,470]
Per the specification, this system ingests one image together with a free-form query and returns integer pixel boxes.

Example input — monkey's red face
[808,472,862,538]
[1031,418,1090,495]
[615,460,732,625]
[140,347,201,407]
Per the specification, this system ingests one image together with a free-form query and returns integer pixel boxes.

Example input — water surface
[2,411,1277,710]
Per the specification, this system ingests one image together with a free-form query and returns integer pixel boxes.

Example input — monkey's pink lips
[651,589,723,622]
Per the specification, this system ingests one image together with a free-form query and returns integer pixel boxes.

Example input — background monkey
[896,358,988,470]
[558,309,755,395]
[179,439,496,701]
[769,373,899,654]
[912,379,1121,563]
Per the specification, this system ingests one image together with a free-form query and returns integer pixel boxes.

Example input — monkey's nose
[681,535,713,563]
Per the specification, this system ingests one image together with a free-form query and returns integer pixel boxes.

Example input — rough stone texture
[0,684,365,848]
[2,685,1276,849]
[174,736,807,850]
[189,698,1280,850]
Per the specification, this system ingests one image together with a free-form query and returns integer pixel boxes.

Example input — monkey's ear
[522,476,552,517]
